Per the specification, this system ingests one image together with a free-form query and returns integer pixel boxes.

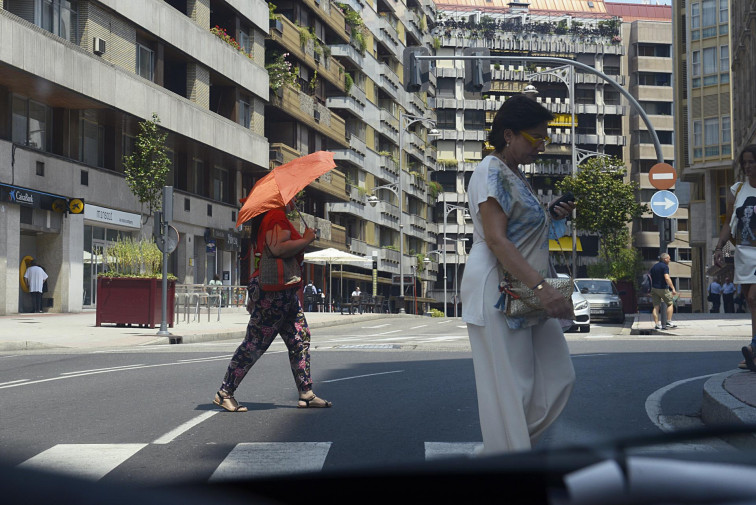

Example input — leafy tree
[123,113,171,222]
[556,156,648,279]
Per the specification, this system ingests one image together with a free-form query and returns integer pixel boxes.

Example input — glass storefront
[82,225,133,306]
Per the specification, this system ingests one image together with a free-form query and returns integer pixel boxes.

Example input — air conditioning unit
[93,37,106,55]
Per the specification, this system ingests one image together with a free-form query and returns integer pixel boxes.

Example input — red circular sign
[649,163,677,190]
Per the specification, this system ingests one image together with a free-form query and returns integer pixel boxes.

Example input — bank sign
[0,183,83,214]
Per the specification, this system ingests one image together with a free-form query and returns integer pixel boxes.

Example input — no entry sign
[649,163,677,190]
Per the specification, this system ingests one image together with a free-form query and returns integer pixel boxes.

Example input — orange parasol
[237,151,336,226]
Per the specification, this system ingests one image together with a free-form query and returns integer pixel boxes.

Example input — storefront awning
[549,237,582,252]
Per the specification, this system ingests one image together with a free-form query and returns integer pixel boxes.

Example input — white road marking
[436,320,455,325]
[18,444,147,481]
[0,379,29,386]
[425,442,482,460]
[209,442,331,481]
[583,335,615,339]
[410,325,428,329]
[177,355,233,363]
[362,324,390,329]
[60,364,146,375]
[153,411,218,444]
[321,370,404,383]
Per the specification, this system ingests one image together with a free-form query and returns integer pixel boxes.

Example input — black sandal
[214,390,248,412]
[298,395,332,408]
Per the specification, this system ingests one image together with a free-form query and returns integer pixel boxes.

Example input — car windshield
[576,280,616,294]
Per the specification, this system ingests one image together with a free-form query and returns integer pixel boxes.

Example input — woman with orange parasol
[213,152,335,411]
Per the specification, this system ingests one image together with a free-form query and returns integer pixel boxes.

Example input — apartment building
[323,0,439,312]
[0,0,440,315]
[730,4,756,170]
[429,0,649,310]
[673,0,733,312]
[0,0,271,314]
[609,3,690,308]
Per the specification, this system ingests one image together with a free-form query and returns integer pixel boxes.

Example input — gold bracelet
[531,279,546,291]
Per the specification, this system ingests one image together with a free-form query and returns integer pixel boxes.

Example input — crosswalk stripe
[425,442,481,460]
[209,442,332,481]
[18,444,147,481]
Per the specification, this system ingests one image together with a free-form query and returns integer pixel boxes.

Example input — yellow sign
[69,198,85,214]
[51,199,67,213]
[549,114,576,128]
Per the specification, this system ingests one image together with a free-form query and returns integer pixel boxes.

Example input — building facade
[673,0,733,312]
[0,0,440,315]
[428,0,685,311]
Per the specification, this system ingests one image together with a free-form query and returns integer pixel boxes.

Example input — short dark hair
[739,144,756,166]
[487,94,554,152]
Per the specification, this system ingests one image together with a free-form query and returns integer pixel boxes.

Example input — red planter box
[96,277,175,328]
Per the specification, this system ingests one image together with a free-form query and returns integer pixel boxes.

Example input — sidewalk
[0,308,400,351]
[2,309,756,432]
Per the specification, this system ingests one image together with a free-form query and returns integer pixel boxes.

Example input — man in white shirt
[24,260,48,313]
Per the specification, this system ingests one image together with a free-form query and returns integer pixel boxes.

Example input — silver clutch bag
[501,277,574,318]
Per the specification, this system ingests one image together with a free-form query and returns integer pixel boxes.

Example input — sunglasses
[520,131,552,147]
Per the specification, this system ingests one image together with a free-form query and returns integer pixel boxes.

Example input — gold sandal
[214,390,248,412]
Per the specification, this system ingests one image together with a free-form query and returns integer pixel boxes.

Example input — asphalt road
[0,317,747,486]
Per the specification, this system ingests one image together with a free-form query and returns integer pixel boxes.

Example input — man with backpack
[650,253,678,330]
[303,281,318,312]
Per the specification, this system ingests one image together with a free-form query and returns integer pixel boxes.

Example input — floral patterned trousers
[220,277,312,395]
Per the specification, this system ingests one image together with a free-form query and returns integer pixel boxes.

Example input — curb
[702,370,756,448]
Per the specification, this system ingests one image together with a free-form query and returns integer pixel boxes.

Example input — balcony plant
[95,237,176,328]
[266,52,298,92]
[210,25,253,60]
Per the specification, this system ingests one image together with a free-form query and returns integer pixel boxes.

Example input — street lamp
[442,199,468,316]
[370,112,437,313]
[444,236,469,318]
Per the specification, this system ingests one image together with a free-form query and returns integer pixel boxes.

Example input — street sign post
[650,190,679,218]
[649,163,677,190]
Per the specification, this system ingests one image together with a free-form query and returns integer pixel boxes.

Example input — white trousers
[467,306,575,454]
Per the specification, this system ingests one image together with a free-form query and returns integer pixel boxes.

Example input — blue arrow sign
[650,190,679,218]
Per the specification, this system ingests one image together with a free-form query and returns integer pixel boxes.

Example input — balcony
[301,0,350,44]
[378,62,400,99]
[271,84,348,147]
[310,168,349,202]
[268,14,346,92]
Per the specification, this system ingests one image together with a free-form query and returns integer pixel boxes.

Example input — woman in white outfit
[713,145,756,371]
[461,95,576,454]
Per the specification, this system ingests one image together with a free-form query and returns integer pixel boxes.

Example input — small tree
[123,113,171,222]
[557,156,648,279]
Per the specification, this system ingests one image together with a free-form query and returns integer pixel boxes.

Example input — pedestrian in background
[713,144,756,371]
[24,260,48,313]
[304,280,318,312]
[460,95,575,454]
[650,253,678,330]
[708,278,722,313]
[722,276,736,313]
[213,198,332,411]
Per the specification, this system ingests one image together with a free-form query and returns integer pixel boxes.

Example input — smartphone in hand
[548,192,575,219]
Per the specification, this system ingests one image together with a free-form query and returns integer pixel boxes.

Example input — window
[638,72,671,86]
[32,0,78,42]
[704,117,719,155]
[693,120,702,146]
[136,44,154,81]
[691,50,700,77]
[464,110,485,129]
[677,277,691,290]
[719,0,728,23]
[193,159,206,196]
[637,44,670,57]
[702,47,717,74]
[213,167,230,203]
[437,78,455,98]
[238,98,251,128]
[80,118,104,167]
[639,101,672,115]
[239,30,251,54]
[720,45,729,73]
[436,109,455,130]
[691,2,700,28]
[722,115,731,145]
[702,0,716,26]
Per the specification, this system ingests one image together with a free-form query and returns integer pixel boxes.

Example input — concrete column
[187,63,210,109]
[0,203,21,315]
[187,0,210,30]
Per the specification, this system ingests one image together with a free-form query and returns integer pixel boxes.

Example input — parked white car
[558,274,590,333]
